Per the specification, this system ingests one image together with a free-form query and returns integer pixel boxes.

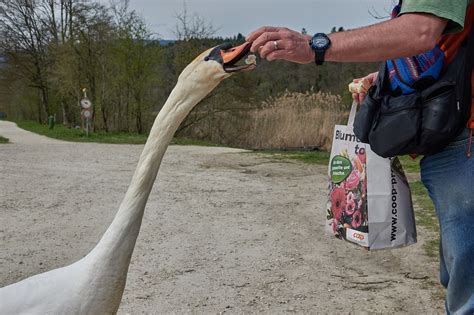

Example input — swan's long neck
[85,71,223,273]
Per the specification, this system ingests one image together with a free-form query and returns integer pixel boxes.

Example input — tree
[331,26,345,33]
[109,0,160,133]
[173,1,217,41]
[0,0,54,122]
[0,0,379,145]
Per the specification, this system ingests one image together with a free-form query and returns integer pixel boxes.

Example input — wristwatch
[309,33,331,65]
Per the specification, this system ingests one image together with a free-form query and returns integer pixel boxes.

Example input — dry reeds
[245,90,348,151]
[180,90,349,151]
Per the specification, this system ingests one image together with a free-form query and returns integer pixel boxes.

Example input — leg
[421,130,474,315]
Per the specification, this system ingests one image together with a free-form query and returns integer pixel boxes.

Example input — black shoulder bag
[353,24,474,158]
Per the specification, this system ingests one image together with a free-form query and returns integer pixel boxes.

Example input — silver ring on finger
[273,40,278,50]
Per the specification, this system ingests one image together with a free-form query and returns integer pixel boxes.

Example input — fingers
[352,93,359,102]
[352,92,367,104]
[352,72,378,103]
[249,31,281,53]
[259,39,286,59]
[246,26,281,43]
[266,49,288,61]
[247,26,313,64]
[367,71,378,84]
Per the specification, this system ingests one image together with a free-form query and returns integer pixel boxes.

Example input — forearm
[246,13,448,64]
[326,14,448,62]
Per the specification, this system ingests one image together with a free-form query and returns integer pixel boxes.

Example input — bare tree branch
[173,1,217,41]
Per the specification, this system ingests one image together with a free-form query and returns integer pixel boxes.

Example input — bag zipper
[422,82,456,102]
[380,97,422,115]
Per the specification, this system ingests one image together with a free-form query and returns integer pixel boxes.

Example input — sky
[119,0,395,40]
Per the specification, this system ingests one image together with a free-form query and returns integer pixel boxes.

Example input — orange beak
[205,41,256,72]
[221,42,252,64]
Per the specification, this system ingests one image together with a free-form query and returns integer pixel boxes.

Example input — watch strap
[315,50,325,65]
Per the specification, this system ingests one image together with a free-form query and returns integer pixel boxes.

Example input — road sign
[80,99,92,109]
[80,94,93,137]
[82,109,92,119]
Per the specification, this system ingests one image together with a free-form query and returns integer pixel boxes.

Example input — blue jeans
[420,128,474,315]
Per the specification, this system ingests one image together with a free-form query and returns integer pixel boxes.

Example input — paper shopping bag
[326,102,417,249]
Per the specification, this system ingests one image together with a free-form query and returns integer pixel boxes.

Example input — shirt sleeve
[400,0,470,33]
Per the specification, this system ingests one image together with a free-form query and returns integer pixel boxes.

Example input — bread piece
[245,54,257,65]
[348,78,371,93]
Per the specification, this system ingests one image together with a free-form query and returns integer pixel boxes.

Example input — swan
[0,42,256,314]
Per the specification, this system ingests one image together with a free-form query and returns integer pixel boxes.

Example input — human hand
[351,72,378,104]
[246,26,314,64]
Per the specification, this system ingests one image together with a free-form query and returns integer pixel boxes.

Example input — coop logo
[347,228,369,246]
[352,232,365,241]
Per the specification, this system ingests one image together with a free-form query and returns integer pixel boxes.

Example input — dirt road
[0,121,443,313]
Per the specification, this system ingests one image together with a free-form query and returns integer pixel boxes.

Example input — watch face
[315,37,329,47]
[311,33,330,50]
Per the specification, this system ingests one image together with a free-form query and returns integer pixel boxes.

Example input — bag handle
[347,80,370,127]
[347,100,358,128]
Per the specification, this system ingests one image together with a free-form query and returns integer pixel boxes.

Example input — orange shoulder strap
[468,5,474,130]
[439,4,474,64]
[470,72,474,130]
[438,4,474,129]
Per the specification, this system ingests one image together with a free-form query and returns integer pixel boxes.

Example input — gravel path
[0,121,443,313]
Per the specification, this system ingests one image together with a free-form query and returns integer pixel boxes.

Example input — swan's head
[205,41,257,73]
[177,42,256,90]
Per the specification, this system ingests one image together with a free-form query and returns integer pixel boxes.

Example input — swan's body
[0,43,255,314]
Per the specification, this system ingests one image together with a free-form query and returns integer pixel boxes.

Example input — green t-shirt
[400,0,472,33]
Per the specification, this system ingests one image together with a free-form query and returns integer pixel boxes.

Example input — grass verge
[170,137,221,147]
[254,150,422,172]
[251,149,330,165]
[0,135,9,143]
[15,121,220,146]
[17,121,147,144]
